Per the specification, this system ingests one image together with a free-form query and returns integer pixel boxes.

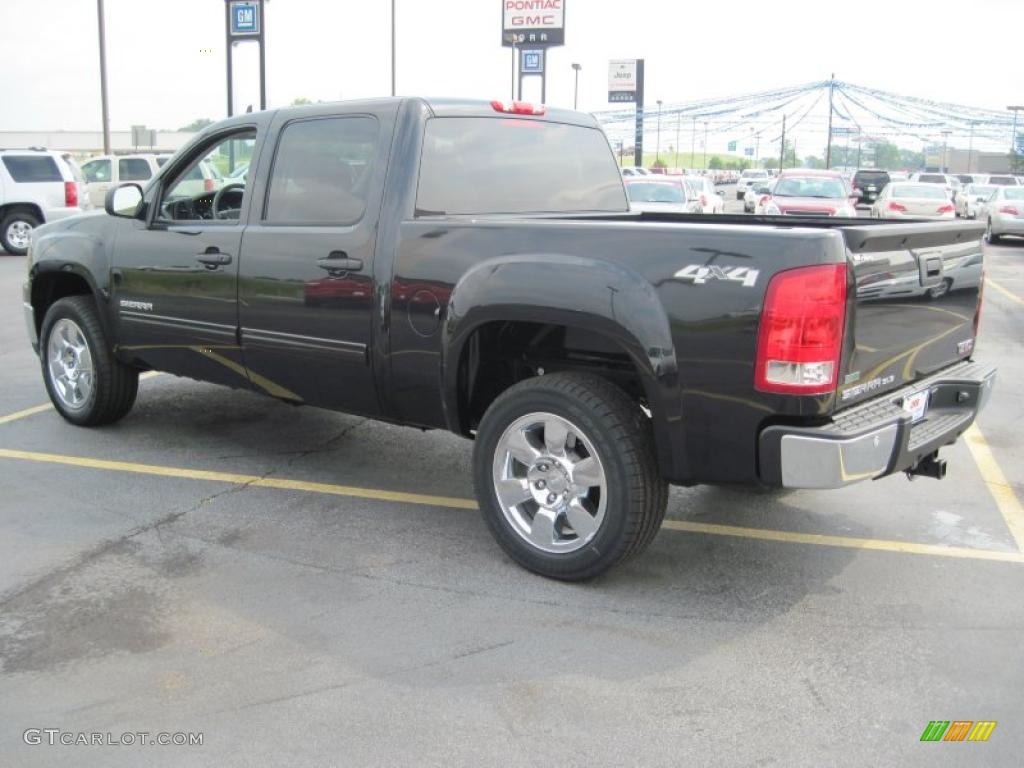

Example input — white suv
[0,149,91,255]
[735,168,770,199]
[80,154,163,208]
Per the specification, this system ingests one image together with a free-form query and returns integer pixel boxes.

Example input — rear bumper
[992,215,1024,236]
[23,281,39,353]
[758,361,996,489]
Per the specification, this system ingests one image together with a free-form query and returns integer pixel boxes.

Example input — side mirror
[105,183,144,218]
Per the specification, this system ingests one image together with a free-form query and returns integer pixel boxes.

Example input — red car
[761,170,858,217]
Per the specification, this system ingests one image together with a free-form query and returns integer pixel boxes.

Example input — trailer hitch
[906,451,947,481]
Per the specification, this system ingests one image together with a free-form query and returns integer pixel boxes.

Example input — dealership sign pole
[607,59,644,167]
[502,1,565,104]
[225,0,267,117]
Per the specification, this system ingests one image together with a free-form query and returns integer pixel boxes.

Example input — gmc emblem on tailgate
[673,265,760,287]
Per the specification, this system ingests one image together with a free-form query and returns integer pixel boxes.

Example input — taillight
[759,195,769,207]
[887,201,906,212]
[490,100,546,116]
[998,206,1019,216]
[64,181,78,207]
[937,203,955,214]
[204,178,215,193]
[700,194,707,208]
[755,264,848,395]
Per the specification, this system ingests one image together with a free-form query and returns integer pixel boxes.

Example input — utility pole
[571,63,581,109]
[655,100,663,165]
[702,121,708,170]
[755,132,760,168]
[779,113,786,171]
[825,74,835,169]
[941,130,951,173]
[96,0,111,154]
[674,110,680,171]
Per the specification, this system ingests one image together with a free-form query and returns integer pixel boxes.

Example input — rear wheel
[985,218,1000,244]
[1,210,40,255]
[40,296,139,426]
[473,372,667,581]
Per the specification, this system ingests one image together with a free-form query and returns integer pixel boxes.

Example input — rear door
[82,157,112,208]
[838,223,984,410]
[112,126,260,387]
[237,107,394,414]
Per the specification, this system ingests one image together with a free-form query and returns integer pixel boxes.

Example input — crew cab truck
[23,98,996,580]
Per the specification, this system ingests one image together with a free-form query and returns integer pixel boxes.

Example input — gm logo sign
[230,1,260,36]
[920,720,997,742]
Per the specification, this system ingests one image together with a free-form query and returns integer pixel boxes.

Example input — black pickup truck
[23,98,996,580]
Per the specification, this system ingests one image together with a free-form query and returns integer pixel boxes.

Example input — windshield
[918,174,946,184]
[854,172,889,185]
[772,177,846,198]
[625,181,685,203]
[969,185,995,197]
[891,184,947,200]
[1005,188,1024,200]
[741,170,767,178]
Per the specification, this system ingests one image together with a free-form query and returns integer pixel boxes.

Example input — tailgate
[837,221,985,410]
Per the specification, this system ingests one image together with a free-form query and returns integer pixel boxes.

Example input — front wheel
[1,210,40,255]
[473,373,667,581]
[40,296,139,426]
[985,219,1000,244]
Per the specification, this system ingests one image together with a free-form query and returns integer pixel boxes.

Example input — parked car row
[623,175,725,214]
[620,167,746,185]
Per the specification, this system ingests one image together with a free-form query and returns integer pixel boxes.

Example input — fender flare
[441,253,682,475]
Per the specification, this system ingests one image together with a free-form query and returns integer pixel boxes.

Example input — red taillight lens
[974,270,985,337]
[490,100,546,116]
[998,206,1019,216]
[755,264,848,394]
[700,194,707,208]
[937,203,955,213]
[64,181,78,207]
[887,201,906,212]
[204,178,215,193]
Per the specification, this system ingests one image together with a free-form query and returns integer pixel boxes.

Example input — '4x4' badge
[674,265,760,287]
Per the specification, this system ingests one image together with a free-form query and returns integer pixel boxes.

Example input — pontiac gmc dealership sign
[502,0,565,46]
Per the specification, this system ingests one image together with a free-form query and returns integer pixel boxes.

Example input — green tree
[291,97,313,106]
[708,156,722,170]
[803,155,825,169]
[179,117,213,132]
[872,141,901,171]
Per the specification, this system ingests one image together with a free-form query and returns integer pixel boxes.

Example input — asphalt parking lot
[2,231,1023,766]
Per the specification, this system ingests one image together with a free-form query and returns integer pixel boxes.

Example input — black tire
[1,210,41,255]
[40,296,139,426]
[472,372,667,581]
[985,219,1000,244]
[927,278,952,300]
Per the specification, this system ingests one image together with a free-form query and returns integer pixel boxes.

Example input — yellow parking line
[986,277,1024,307]
[0,448,479,510]
[661,520,1024,564]
[0,447,1020,564]
[0,404,53,426]
[964,424,1024,552]
[0,372,162,427]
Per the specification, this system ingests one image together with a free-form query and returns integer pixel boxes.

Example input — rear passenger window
[265,116,378,225]
[119,158,152,181]
[83,159,111,183]
[3,155,62,182]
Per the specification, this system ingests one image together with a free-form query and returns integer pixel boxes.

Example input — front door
[238,112,387,414]
[112,127,258,388]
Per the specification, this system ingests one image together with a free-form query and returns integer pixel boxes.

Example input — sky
[2,0,1022,156]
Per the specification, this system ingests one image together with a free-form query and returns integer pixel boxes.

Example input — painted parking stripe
[0,372,162,427]
[986,277,1023,307]
[964,424,1024,552]
[0,447,1021,564]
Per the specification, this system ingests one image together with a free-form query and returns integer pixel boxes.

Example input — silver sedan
[978,185,1024,243]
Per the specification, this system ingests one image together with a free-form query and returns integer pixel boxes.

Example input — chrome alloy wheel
[491,412,607,554]
[6,220,32,250]
[46,318,94,411]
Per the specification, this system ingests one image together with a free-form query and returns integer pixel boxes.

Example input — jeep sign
[502,0,565,47]
[608,59,638,103]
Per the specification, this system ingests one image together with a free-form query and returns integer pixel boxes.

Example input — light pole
[967,121,976,173]
[655,100,663,165]
[391,0,396,96]
[1009,106,1024,169]
[702,121,708,170]
[674,110,681,171]
[571,63,581,110]
[96,0,110,154]
[941,130,951,173]
[690,116,696,169]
